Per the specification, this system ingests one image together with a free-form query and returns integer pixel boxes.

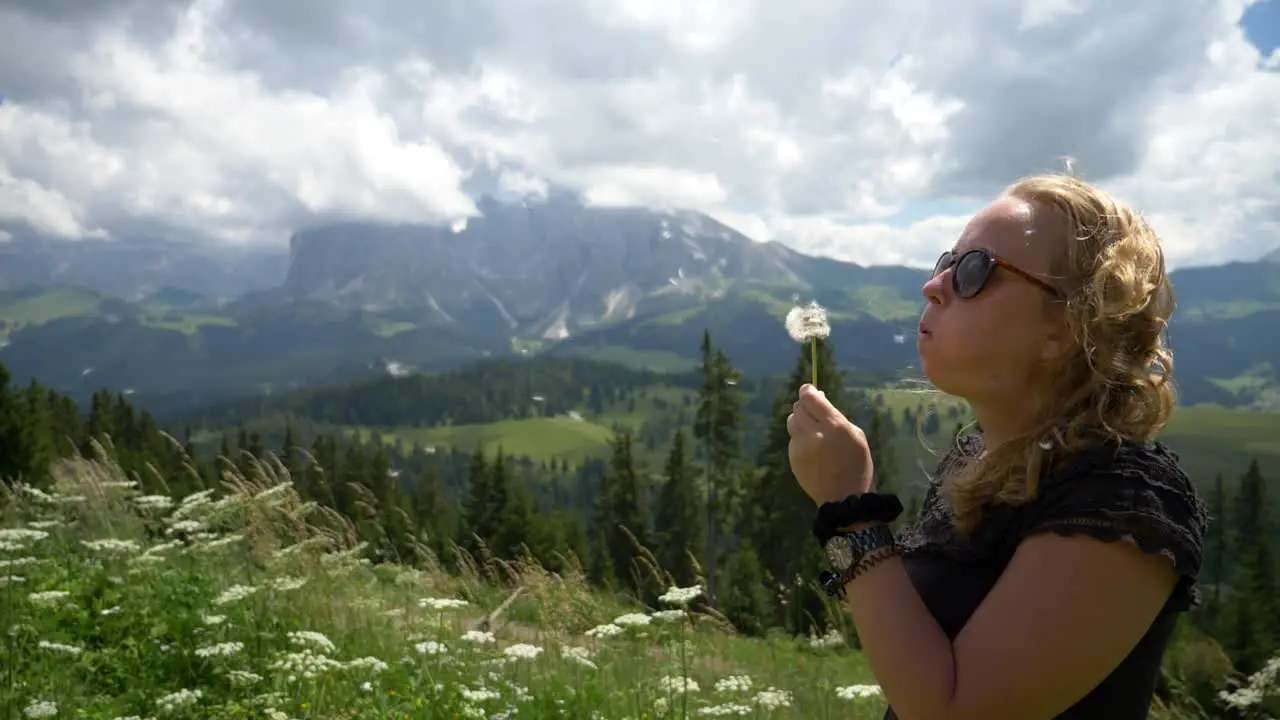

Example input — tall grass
[0,447,887,719]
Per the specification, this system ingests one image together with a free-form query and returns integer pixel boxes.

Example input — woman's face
[916,196,1066,407]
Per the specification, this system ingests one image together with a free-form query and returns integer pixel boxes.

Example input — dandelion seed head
[785,301,830,342]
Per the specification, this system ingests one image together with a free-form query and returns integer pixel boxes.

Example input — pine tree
[0,364,24,483]
[594,429,652,597]
[492,450,534,560]
[0,376,55,487]
[1205,472,1227,613]
[462,448,500,558]
[653,428,705,587]
[717,538,775,636]
[1222,459,1278,674]
[692,330,743,600]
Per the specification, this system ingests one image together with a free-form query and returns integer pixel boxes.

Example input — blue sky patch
[1243,0,1279,59]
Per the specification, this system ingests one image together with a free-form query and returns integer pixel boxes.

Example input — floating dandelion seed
[785,301,830,388]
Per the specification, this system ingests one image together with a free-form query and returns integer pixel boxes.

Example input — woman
[787,172,1209,719]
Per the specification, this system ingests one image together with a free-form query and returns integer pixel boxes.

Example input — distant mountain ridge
[1,196,1278,414]
[278,194,850,340]
[0,231,287,300]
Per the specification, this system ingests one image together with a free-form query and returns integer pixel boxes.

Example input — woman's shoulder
[1024,437,1210,609]
[1036,437,1205,520]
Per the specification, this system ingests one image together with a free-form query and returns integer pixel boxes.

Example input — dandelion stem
[810,338,818,389]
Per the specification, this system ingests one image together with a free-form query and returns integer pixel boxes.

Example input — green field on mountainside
[0,285,238,341]
[341,387,1280,489]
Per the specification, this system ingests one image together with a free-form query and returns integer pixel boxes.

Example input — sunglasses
[932,249,1063,300]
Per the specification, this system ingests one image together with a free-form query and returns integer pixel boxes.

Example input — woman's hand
[786,384,875,505]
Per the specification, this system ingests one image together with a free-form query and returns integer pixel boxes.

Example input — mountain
[0,231,288,299]
[278,193,902,339]
[1,195,1278,413]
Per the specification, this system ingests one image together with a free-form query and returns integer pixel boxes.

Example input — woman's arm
[843,531,1177,720]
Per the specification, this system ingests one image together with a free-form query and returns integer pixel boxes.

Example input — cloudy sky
[0,0,1277,269]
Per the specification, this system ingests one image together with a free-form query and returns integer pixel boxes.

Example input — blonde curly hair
[942,172,1178,534]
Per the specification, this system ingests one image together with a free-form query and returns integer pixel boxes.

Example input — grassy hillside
[1,454,888,718]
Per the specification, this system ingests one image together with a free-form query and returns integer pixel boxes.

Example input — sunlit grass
[0,445,887,719]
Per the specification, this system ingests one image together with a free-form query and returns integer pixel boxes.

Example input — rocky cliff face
[283,194,809,338]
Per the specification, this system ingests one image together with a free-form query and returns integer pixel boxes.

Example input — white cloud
[0,0,1275,267]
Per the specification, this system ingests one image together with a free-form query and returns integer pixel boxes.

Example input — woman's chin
[917,358,956,396]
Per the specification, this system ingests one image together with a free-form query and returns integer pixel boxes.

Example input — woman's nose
[922,271,947,305]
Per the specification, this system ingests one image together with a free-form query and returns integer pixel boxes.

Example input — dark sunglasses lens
[953,251,993,298]
[932,252,953,277]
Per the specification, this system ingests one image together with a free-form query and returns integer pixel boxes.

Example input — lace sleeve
[1018,441,1209,611]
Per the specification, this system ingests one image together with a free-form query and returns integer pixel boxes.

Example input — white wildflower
[419,597,470,611]
[38,640,83,654]
[658,584,704,606]
[836,684,883,700]
[652,609,686,622]
[23,699,58,718]
[697,703,753,716]
[26,520,62,529]
[166,520,205,536]
[460,687,501,702]
[715,675,753,694]
[227,670,262,686]
[195,533,244,551]
[416,641,448,655]
[585,623,623,639]
[133,495,175,510]
[271,648,344,679]
[809,627,844,649]
[213,584,257,606]
[658,676,700,694]
[268,576,307,591]
[288,630,336,654]
[194,641,243,658]
[613,613,652,627]
[1220,654,1280,709]
[561,645,597,670]
[82,538,142,554]
[156,687,202,713]
[346,656,389,673]
[27,590,71,607]
[502,643,543,661]
[754,688,793,710]
[0,528,50,543]
[461,629,496,644]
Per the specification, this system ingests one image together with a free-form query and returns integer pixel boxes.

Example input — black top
[884,434,1209,720]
